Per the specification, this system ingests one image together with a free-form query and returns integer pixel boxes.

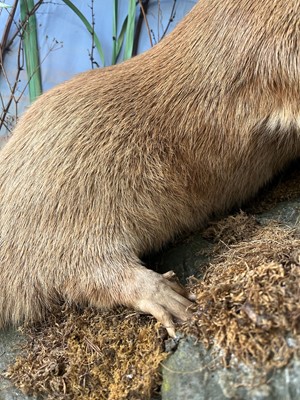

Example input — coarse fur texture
[0,0,299,334]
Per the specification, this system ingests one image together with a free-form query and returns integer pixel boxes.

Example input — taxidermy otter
[0,0,299,336]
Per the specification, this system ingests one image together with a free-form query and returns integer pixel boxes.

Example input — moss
[6,309,167,399]
[185,214,300,371]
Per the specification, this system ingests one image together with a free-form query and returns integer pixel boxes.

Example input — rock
[162,338,300,400]
[146,232,213,282]
[0,329,31,400]
[256,200,300,228]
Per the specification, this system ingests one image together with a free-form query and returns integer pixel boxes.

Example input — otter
[0,0,299,336]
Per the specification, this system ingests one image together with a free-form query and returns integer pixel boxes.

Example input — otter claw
[133,270,194,336]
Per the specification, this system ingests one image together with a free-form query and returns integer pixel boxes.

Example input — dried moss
[5,308,167,399]
[202,212,260,247]
[186,215,300,370]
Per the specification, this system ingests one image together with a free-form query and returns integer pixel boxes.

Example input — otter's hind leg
[63,257,193,337]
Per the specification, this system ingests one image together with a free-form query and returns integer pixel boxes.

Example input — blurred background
[0,0,196,138]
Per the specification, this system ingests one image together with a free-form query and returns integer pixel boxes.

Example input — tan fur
[0,0,299,334]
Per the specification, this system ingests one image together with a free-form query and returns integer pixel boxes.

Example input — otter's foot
[129,268,194,337]
[63,263,193,337]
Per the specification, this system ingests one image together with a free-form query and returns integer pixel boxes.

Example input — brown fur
[0,0,299,335]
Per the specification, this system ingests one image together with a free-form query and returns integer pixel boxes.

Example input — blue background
[0,1,196,136]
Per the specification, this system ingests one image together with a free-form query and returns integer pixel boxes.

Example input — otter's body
[0,0,299,334]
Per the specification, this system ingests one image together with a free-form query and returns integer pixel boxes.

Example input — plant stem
[112,0,118,64]
[19,0,42,102]
[62,0,105,66]
[123,0,136,60]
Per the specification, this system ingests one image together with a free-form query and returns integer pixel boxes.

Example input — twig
[132,0,148,56]
[0,38,23,132]
[138,0,153,46]
[0,0,19,68]
[161,0,177,40]
[157,0,161,41]
[88,0,99,68]
[5,0,44,51]
[16,38,62,103]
